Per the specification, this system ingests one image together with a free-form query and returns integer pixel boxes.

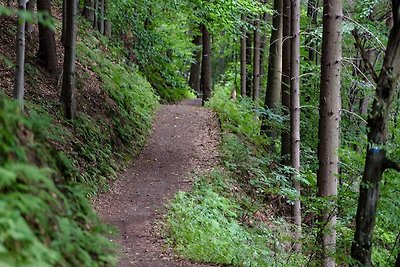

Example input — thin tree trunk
[262,0,283,136]
[37,0,57,73]
[351,2,400,265]
[259,10,269,89]
[245,30,253,97]
[290,0,301,251]
[103,0,111,37]
[317,0,343,266]
[281,0,291,164]
[93,0,98,30]
[201,23,212,105]
[98,0,104,34]
[61,0,78,119]
[61,0,66,46]
[307,0,319,62]
[83,0,94,23]
[14,0,27,111]
[253,18,261,103]
[240,15,247,98]
[26,0,35,34]
[189,30,202,94]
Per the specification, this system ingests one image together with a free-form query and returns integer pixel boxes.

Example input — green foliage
[108,0,194,102]
[0,96,117,267]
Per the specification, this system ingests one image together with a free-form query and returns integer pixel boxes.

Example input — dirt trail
[95,99,220,267]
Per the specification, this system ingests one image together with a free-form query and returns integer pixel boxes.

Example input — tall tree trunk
[189,30,202,94]
[201,23,212,106]
[14,0,27,111]
[83,0,95,23]
[240,15,247,98]
[103,0,111,37]
[37,0,57,73]
[97,0,104,34]
[281,0,291,164]
[93,0,98,30]
[61,0,78,119]
[262,0,283,136]
[307,0,319,62]
[253,18,261,103]
[245,30,253,97]
[290,0,301,251]
[259,10,269,89]
[61,0,66,46]
[26,0,35,34]
[317,0,343,266]
[351,2,400,265]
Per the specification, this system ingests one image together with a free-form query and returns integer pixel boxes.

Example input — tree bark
[240,15,247,98]
[245,30,253,97]
[253,18,261,103]
[307,0,319,62]
[14,0,27,111]
[281,0,291,164]
[83,0,94,23]
[262,0,283,136]
[317,0,343,266]
[352,2,400,265]
[290,0,301,252]
[37,0,57,73]
[189,30,202,94]
[97,0,104,34]
[103,0,111,37]
[26,0,35,34]
[93,0,98,30]
[61,0,78,119]
[259,10,269,89]
[201,23,212,106]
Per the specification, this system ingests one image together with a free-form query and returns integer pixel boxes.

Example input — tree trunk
[317,0,343,266]
[14,0,27,111]
[281,0,291,164]
[240,15,247,98]
[61,0,66,46]
[83,0,94,23]
[189,30,202,94]
[93,0,98,30]
[307,0,319,62]
[259,10,269,89]
[262,0,283,136]
[26,0,35,34]
[61,0,78,119]
[352,2,400,265]
[97,0,104,34]
[253,18,261,103]
[245,30,252,97]
[201,23,212,106]
[37,0,58,73]
[290,0,301,251]
[103,0,111,37]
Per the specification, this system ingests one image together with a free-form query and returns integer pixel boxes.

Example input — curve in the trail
[95,99,220,267]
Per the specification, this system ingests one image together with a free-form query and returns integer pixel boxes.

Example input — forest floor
[94,99,221,267]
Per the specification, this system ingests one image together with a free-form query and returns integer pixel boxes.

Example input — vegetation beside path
[0,14,158,267]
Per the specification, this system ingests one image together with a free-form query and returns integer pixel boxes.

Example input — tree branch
[352,29,379,83]
[383,157,400,172]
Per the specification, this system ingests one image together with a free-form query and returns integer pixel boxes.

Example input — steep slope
[0,2,158,266]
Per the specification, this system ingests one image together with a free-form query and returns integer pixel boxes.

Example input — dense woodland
[0,0,400,266]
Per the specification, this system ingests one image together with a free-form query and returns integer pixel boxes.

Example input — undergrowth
[0,15,159,267]
[165,84,306,266]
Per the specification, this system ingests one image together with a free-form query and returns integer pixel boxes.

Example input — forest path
[95,99,220,267]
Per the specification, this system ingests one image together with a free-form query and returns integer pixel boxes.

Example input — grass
[165,84,306,266]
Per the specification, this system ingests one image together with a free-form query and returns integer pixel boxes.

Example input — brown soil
[94,99,221,267]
